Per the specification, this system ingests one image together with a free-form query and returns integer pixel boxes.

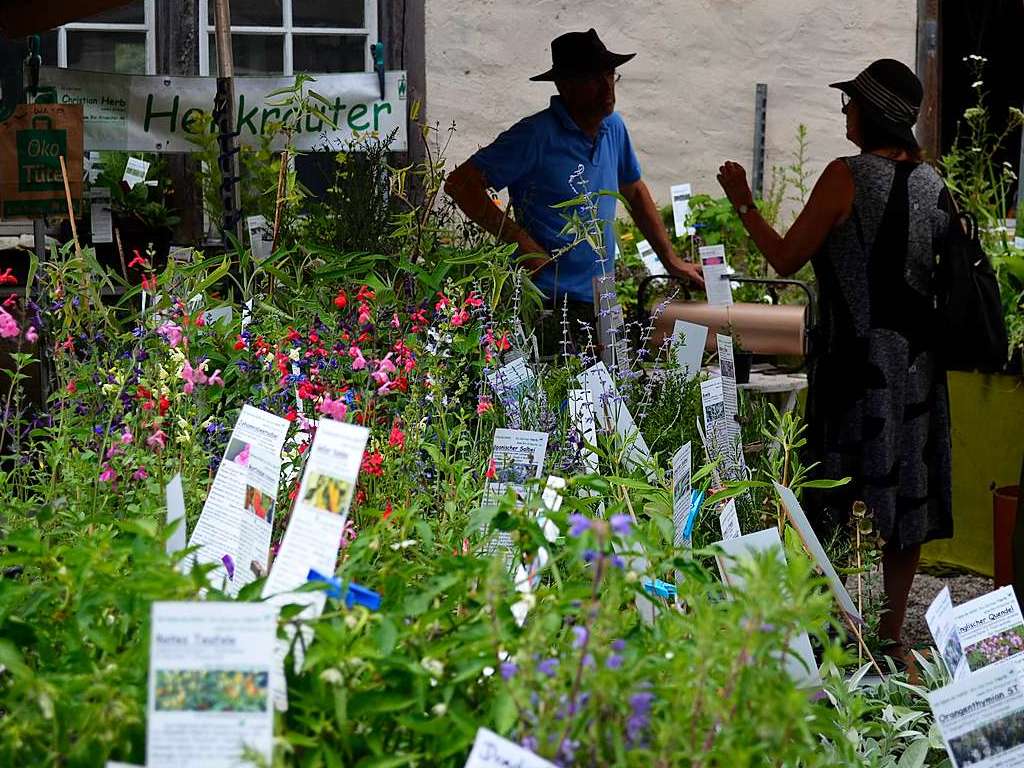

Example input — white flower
[421,657,445,678]
[971,80,984,89]
[389,539,417,550]
[344,614,359,629]
[482,666,495,677]
[319,668,343,685]
[431,702,447,717]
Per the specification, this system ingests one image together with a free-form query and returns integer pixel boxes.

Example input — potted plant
[87,152,180,282]
[725,323,753,384]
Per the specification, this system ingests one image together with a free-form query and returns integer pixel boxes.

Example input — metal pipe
[212,0,243,245]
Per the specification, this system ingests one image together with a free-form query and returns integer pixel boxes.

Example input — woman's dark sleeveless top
[805,153,953,550]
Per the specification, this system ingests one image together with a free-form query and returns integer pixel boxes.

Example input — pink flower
[391,312,401,329]
[0,307,20,339]
[132,467,148,480]
[157,321,183,348]
[450,308,470,327]
[146,429,167,451]
[207,369,224,387]
[377,354,397,375]
[465,292,484,308]
[317,396,348,421]
[99,464,117,482]
[485,458,497,480]
[349,346,367,371]
[371,370,390,388]
[477,398,493,415]
[120,428,134,444]
[24,326,38,344]
[234,443,251,467]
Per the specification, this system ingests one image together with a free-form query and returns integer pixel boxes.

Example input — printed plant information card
[482,428,549,554]
[927,657,1024,767]
[699,244,733,306]
[637,239,666,276]
[670,182,694,237]
[671,442,692,548]
[146,602,276,768]
[577,362,654,481]
[953,586,1024,674]
[927,586,968,680]
[187,405,290,595]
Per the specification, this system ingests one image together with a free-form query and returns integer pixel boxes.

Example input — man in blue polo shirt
[445,28,703,354]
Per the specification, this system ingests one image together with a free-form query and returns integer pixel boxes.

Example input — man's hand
[665,253,704,288]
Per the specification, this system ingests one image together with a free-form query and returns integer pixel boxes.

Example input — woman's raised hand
[716,161,755,209]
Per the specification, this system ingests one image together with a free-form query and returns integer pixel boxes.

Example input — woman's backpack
[935,200,1008,373]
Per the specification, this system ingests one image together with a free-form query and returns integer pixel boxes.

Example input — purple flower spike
[221,554,235,580]
[500,661,518,681]
[611,639,626,652]
[606,654,624,669]
[568,514,591,538]
[610,514,632,537]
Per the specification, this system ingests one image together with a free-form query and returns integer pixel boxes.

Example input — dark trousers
[537,298,597,361]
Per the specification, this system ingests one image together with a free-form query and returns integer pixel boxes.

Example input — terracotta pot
[994,484,1020,587]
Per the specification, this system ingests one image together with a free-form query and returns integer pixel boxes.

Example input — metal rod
[751,83,768,200]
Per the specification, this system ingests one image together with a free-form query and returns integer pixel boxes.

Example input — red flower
[362,450,384,477]
[66,380,77,394]
[333,290,348,309]
[382,500,393,521]
[194,312,206,327]
[485,457,497,480]
[388,424,405,449]
[0,268,17,285]
[286,328,301,342]
[136,385,152,400]
[355,488,367,506]
[127,252,147,269]
[465,292,484,308]
[285,408,297,422]
[141,275,157,292]
[158,395,170,415]
[356,285,375,303]
[233,336,246,351]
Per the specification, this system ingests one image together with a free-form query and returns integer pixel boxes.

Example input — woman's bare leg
[879,543,921,650]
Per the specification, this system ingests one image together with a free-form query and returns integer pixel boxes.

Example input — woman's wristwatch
[737,201,756,216]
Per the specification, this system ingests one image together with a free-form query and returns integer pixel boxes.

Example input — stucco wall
[426,1,917,220]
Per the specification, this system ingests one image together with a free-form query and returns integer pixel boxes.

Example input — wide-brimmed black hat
[830,59,923,146]
[530,29,636,82]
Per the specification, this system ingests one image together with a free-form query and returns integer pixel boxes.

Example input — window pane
[67,31,146,74]
[293,35,365,73]
[209,34,283,75]
[80,2,145,23]
[39,31,59,66]
[208,0,283,27]
[292,0,364,28]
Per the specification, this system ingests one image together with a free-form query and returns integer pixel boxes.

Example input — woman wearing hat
[717,59,953,665]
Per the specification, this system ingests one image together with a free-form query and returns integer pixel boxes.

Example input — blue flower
[606,654,624,670]
[571,625,588,649]
[499,661,517,681]
[537,657,559,678]
[610,514,632,537]
[568,514,591,538]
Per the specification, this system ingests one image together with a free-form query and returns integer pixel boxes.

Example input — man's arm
[620,179,704,287]
[444,161,548,274]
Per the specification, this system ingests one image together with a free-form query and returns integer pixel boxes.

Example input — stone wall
[426,1,917,222]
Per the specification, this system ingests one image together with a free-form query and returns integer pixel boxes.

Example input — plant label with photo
[482,429,549,555]
[146,602,276,768]
[485,357,546,429]
[952,586,1024,674]
[464,727,556,768]
[511,475,565,627]
[262,418,369,709]
[927,657,1024,768]
[699,245,733,306]
[927,586,969,680]
[186,405,290,596]
[773,482,862,625]
[637,239,667,276]
[671,319,708,381]
[670,182,695,237]
[122,156,150,189]
[715,334,744,474]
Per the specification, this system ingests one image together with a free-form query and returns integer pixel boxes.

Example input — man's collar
[549,95,609,136]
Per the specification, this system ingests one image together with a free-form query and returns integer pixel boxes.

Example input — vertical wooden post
[382,0,427,194]
[156,0,202,245]
[916,0,942,161]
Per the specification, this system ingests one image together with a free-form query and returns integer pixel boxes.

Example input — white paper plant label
[699,244,733,306]
[122,156,150,189]
[464,727,556,768]
[637,239,666,276]
[671,182,694,236]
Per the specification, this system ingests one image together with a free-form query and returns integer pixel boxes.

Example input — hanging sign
[0,103,83,218]
[34,67,408,153]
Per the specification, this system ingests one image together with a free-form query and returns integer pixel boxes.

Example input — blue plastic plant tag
[641,577,677,600]
[683,489,705,540]
[306,569,381,611]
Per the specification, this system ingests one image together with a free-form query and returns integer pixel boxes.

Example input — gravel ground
[863,568,994,649]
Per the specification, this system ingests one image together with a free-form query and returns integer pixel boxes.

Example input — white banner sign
[37,67,408,152]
